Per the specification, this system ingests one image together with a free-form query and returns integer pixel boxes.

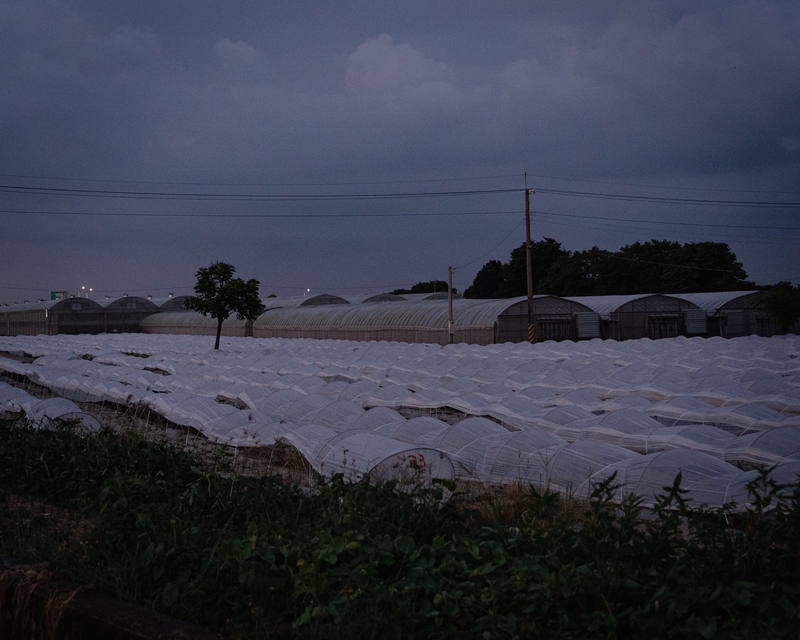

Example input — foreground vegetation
[1,417,800,639]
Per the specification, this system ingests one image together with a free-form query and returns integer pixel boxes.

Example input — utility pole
[448,266,454,344]
[525,173,535,344]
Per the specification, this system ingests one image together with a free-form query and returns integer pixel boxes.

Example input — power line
[532,210,800,231]
[0,172,520,188]
[453,217,525,270]
[526,173,800,196]
[0,184,518,201]
[5,170,798,196]
[534,188,800,208]
[534,216,800,247]
[0,208,520,219]
[3,180,797,207]
[3,206,799,231]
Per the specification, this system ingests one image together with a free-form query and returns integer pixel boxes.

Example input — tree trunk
[215,317,223,350]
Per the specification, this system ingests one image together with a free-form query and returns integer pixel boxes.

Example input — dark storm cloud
[1,0,799,303]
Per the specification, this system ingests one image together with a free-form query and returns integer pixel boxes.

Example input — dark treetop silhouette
[184,262,266,349]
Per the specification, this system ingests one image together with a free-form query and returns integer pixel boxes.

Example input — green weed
[1,417,799,639]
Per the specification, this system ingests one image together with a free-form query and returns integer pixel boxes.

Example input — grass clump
[1,416,800,639]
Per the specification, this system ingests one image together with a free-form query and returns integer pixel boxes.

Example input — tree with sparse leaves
[184,262,266,349]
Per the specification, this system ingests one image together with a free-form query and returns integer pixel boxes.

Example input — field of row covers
[2,333,800,509]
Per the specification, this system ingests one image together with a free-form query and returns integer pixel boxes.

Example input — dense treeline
[464,238,754,298]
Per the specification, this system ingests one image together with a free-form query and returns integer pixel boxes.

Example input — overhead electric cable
[4,171,797,195]
[3,181,796,207]
[531,210,800,231]
[2,207,798,230]
[0,184,518,201]
[525,173,800,195]
[0,172,521,188]
[453,217,526,270]
[0,209,519,218]
[534,188,800,208]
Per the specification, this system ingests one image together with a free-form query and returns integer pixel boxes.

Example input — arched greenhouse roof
[603,448,757,507]
[344,293,408,303]
[723,427,800,468]
[261,294,350,310]
[140,311,248,330]
[98,296,159,311]
[151,296,190,310]
[254,298,588,334]
[564,294,701,318]
[0,298,104,313]
[400,293,463,302]
[671,291,763,314]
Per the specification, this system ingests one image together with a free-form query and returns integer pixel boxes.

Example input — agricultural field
[2,332,800,638]
[2,333,800,508]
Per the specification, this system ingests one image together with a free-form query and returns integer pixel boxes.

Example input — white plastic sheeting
[25,397,101,432]
[2,332,799,507]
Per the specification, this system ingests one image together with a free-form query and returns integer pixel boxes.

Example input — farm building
[140,294,352,338]
[0,298,105,336]
[140,311,253,337]
[3,289,788,343]
[564,294,705,341]
[0,296,163,336]
[672,291,781,337]
[251,296,595,345]
[97,296,159,333]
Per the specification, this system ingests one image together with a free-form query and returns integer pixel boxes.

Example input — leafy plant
[184,262,265,349]
[2,417,800,639]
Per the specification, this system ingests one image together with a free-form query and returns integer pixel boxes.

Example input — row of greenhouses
[0,295,186,337]
[2,290,782,344]
[2,332,799,508]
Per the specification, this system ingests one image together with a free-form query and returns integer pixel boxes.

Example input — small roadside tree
[184,262,266,349]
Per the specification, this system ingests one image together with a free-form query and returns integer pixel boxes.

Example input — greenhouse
[672,291,781,337]
[140,311,253,337]
[0,296,164,336]
[0,298,105,336]
[252,296,594,345]
[150,295,190,311]
[3,289,790,344]
[98,296,159,333]
[564,294,705,341]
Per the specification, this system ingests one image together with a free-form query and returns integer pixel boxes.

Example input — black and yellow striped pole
[524,177,535,344]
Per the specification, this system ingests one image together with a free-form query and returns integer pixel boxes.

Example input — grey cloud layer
[4,2,798,178]
[1,0,798,300]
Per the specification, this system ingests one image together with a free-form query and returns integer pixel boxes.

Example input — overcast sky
[2,0,799,304]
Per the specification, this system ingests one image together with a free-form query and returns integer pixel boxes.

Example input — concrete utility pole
[448,266,454,344]
[525,174,535,344]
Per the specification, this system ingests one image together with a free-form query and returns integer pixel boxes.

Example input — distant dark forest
[464,238,755,298]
